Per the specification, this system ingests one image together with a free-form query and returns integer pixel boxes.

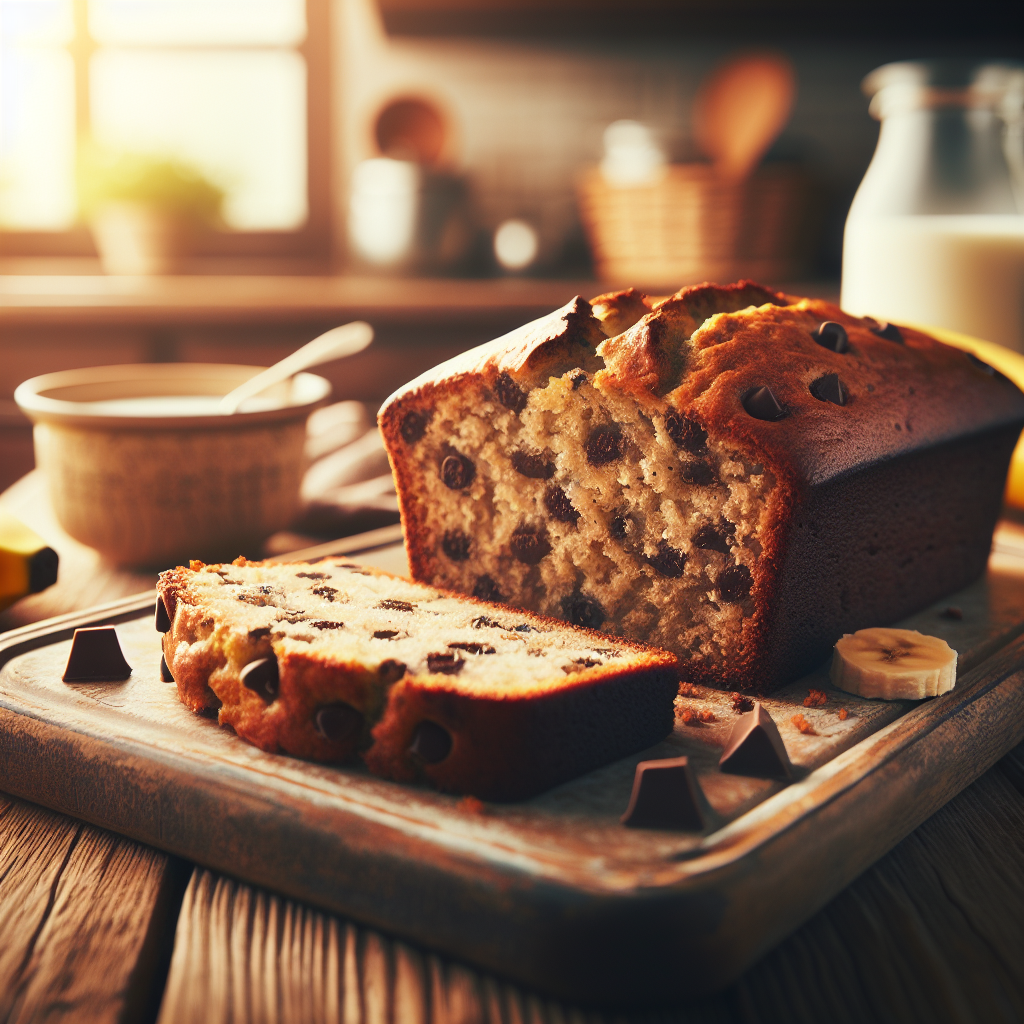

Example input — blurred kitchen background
[1,0,1021,496]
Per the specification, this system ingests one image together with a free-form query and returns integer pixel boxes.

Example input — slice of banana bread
[378,280,1024,694]
[157,557,678,800]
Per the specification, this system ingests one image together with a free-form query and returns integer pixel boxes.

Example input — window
[0,0,330,262]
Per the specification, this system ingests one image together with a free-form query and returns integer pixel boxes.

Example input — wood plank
[0,792,189,1024]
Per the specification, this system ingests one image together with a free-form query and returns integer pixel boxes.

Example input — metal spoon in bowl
[218,320,374,415]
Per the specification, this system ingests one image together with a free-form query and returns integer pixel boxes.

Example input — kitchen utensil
[218,321,372,415]
[693,54,796,181]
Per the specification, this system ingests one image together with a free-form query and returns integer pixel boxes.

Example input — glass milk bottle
[841,62,1024,352]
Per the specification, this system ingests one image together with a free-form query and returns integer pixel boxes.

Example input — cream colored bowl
[14,363,331,567]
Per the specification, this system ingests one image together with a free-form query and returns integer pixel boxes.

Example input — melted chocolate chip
[400,410,431,445]
[62,627,133,682]
[409,721,452,764]
[810,373,848,406]
[378,659,407,683]
[373,629,399,639]
[742,386,786,422]
[510,450,555,479]
[586,424,623,466]
[967,352,997,375]
[314,703,363,744]
[155,596,171,633]
[310,620,345,630]
[441,453,476,490]
[680,461,717,486]
[561,592,605,629]
[377,599,414,612]
[562,657,602,674]
[510,524,552,564]
[160,654,174,682]
[426,652,464,675]
[870,321,904,343]
[442,530,471,562]
[570,371,588,390]
[544,486,580,524]
[448,641,496,655]
[312,584,339,601]
[471,614,502,628]
[665,412,707,455]
[472,576,504,603]
[494,372,528,414]
[813,321,849,353]
[648,541,686,579]
[296,571,329,580]
[693,524,731,554]
[241,657,279,702]
[718,564,753,603]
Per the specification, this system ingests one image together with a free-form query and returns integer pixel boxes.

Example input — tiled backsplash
[336,0,1013,277]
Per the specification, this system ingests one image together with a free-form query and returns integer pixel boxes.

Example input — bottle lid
[863,60,1024,119]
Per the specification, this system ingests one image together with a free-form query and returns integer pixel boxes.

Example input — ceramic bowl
[14,363,331,567]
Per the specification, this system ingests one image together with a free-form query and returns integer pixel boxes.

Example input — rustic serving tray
[1,527,1023,1007]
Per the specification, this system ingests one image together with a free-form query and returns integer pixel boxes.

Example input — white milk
[841,215,1024,352]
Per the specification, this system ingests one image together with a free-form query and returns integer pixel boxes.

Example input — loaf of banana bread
[157,557,678,800]
[379,281,1024,693]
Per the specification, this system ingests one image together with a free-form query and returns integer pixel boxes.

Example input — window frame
[0,0,332,265]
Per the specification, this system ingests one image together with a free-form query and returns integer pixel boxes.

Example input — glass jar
[841,61,1024,351]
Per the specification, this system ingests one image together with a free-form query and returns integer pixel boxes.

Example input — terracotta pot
[90,201,195,275]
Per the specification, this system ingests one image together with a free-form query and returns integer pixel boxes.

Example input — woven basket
[578,163,815,289]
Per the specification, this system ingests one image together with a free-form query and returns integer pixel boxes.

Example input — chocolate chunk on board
[621,756,706,830]
[719,702,793,780]
[62,627,133,682]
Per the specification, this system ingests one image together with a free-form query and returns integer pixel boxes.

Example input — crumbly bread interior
[167,558,647,704]
[407,321,775,676]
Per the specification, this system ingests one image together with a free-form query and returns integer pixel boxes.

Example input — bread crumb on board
[791,713,817,735]
[803,689,828,708]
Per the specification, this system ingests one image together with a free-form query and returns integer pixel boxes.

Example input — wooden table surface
[1,470,1023,1024]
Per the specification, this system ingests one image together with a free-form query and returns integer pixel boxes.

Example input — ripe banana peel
[913,323,1024,510]
[0,508,59,612]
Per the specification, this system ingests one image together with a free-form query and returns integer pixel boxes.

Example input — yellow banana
[0,508,59,612]
[907,323,1024,510]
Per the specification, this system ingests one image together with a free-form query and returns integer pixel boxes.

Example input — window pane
[90,49,307,230]
[88,0,305,47]
[0,1,76,227]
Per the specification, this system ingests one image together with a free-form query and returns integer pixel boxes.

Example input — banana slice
[830,627,957,700]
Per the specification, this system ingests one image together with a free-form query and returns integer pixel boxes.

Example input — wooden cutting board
[1,529,1023,1006]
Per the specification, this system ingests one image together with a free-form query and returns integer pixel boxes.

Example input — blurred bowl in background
[14,364,331,567]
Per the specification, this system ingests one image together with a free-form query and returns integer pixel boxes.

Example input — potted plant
[78,147,225,274]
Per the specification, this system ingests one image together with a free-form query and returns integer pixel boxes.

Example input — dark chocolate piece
[160,654,174,683]
[719,702,793,779]
[312,584,338,601]
[717,564,752,602]
[680,461,717,486]
[447,641,496,655]
[510,524,551,564]
[155,595,171,633]
[813,321,849,353]
[378,659,406,683]
[441,453,476,490]
[742,386,786,422]
[373,629,399,639]
[426,652,464,675]
[544,486,580,524]
[241,657,279,702]
[510,450,555,479]
[512,623,537,632]
[310,620,345,629]
[314,702,363,744]
[810,373,848,406]
[377,599,415,612]
[472,575,504,602]
[586,424,623,465]
[441,530,471,562]
[570,370,588,390]
[409,721,452,764]
[648,540,686,579]
[28,546,58,595]
[494,371,528,414]
[665,412,707,455]
[621,756,705,830]
[693,523,731,554]
[62,626,132,682]
[471,615,502,629]
[296,571,329,580]
[400,410,431,445]
[870,320,904,343]
[560,591,605,629]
